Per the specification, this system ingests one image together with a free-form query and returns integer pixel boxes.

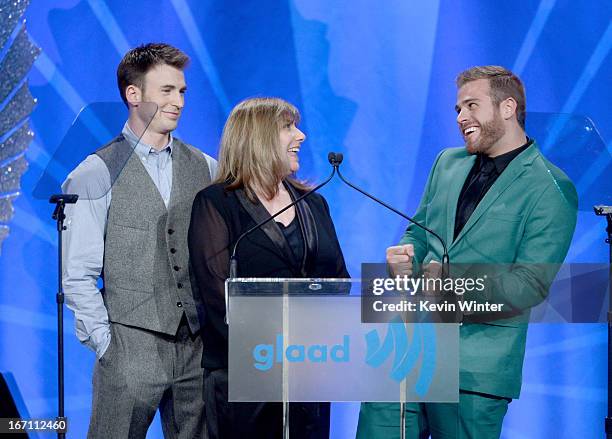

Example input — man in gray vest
[62,43,216,438]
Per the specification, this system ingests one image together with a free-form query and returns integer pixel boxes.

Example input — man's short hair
[117,43,190,106]
[456,65,526,129]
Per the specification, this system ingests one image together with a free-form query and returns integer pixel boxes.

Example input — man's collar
[122,122,173,159]
[477,137,533,173]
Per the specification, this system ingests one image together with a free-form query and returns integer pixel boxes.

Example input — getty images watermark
[362,263,514,324]
[370,273,503,313]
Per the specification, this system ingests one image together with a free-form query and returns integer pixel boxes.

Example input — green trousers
[356,391,511,439]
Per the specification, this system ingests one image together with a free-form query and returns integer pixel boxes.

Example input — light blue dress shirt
[62,123,218,358]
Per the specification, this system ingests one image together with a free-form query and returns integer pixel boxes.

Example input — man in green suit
[357,66,577,438]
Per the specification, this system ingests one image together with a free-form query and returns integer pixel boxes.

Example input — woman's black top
[278,217,304,264]
[188,181,350,369]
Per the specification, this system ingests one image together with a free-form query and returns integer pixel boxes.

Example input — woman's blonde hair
[215,97,310,200]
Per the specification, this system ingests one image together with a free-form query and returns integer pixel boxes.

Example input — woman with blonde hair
[188,97,349,438]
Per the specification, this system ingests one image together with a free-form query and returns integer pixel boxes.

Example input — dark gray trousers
[88,320,206,439]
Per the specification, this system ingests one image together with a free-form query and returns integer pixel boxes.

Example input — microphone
[328,152,343,167]
[49,194,79,204]
[229,157,339,279]
[333,155,450,277]
[49,194,79,227]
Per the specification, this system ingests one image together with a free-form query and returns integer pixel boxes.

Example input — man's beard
[465,111,505,155]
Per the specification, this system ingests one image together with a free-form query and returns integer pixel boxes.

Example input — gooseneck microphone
[328,151,343,167]
[228,149,448,279]
[228,158,340,279]
[332,152,450,276]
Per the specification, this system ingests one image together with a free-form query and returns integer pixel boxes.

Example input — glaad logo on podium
[252,334,350,371]
[364,317,437,396]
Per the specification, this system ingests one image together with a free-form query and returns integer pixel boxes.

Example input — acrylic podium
[226,278,460,438]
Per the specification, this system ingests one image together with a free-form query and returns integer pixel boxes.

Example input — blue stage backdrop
[0,1,610,437]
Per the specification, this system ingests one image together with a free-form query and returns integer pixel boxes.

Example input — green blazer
[402,142,577,398]
[357,143,577,437]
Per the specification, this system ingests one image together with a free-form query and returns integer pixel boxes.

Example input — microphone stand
[333,153,449,277]
[49,194,78,439]
[333,153,449,439]
[227,159,339,439]
[594,205,612,439]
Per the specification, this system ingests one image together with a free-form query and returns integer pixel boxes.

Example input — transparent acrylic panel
[526,112,611,209]
[227,278,459,403]
[32,101,158,200]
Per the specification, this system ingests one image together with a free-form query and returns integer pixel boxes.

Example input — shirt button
[168,229,174,235]
[177,283,183,289]
[170,248,177,254]
[173,266,180,271]
[176,302,183,308]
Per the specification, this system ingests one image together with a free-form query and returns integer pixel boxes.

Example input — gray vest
[96,135,211,336]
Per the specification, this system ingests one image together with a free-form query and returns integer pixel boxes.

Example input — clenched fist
[386,244,415,277]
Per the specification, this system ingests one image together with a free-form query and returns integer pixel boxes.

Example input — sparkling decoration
[0,194,18,223]
[0,154,27,193]
[0,1,28,48]
[0,0,39,254]
[0,26,39,102]
[0,85,35,134]
[1,121,32,159]
[0,224,7,244]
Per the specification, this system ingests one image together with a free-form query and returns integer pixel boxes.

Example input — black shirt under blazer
[188,181,350,369]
